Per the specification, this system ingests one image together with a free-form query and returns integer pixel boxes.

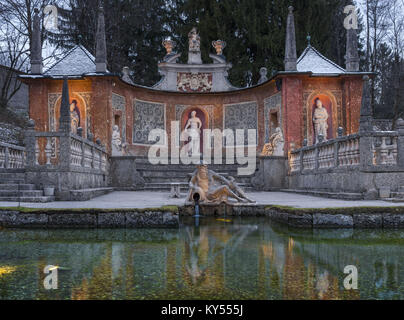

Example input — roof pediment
[44,45,97,76]
[297,45,346,74]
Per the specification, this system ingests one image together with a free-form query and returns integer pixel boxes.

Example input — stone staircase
[0,171,54,203]
[135,157,259,192]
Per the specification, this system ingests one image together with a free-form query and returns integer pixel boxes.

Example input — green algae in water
[0,217,403,300]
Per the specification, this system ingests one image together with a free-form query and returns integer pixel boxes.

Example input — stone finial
[122,67,134,85]
[27,119,36,129]
[284,6,297,71]
[359,75,373,132]
[307,34,311,46]
[59,77,71,132]
[303,139,308,147]
[212,40,226,56]
[397,118,404,133]
[338,127,344,137]
[346,28,360,71]
[318,134,325,143]
[77,127,83,137]
[95,5,107,73]
[162,37,176,55]
[31,8,43,74]
[258,67,268,84]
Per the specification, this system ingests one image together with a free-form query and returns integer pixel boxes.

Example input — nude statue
[187,164,255,204]
[185,111,202,156]
[313,98,329,143]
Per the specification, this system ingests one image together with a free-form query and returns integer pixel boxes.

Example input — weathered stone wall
[0,209,179,228]
[109,157,145,190]
[252,157,288,191]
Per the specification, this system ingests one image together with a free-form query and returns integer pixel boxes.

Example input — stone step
[0,196,55,203]
[282,189,363,201]
[0,190,44,197]
[391,192,404,199]
[70,187,115,201]
[144,182,254,192]
[0,179,26,184]
[0,184,36,191]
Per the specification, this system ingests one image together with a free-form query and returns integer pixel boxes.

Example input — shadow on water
[0,217,403,300]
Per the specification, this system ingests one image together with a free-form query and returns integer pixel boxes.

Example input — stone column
[31,8,43,74]
[24,119,37,168]
[95,6,107,73]
[59,77,71,169]
[359,76,374,169]
[397,118,404,169]
[284,6,297,71]
[346,28,360,72]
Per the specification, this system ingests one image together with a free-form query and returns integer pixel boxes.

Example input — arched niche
[53,93,88,136]
[180,106,210,153]
[306,92,338,145]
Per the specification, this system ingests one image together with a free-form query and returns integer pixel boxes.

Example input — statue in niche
[70,100,80,134]
[188,27,201,52]
[187,164,255,204]
[112,125,127,156]
[184,111,202,157]
[313,98,329,143]
[261,127,285,156]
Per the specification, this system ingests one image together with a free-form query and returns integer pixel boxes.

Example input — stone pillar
[397,118,404,168]
[24,119,36,168]
[359,76,373,133]
[31,8,43,74]
[59,77,71,169]
[359,76,374,169]
[95,6,107,73]
[345,28,360,72]
[284,6,297,71]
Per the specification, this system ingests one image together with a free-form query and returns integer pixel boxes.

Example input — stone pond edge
[1,205,404,229]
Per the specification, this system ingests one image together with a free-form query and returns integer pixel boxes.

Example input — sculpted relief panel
[177,73,212,92]
[224,102,258,146]
[133,100,165,145]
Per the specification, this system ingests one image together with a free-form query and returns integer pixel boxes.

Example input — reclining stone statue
[187,164,255,204]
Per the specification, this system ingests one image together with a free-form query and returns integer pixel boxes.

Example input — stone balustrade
[372,132,398,166]
[289,130,401,174]
[0,141,25,169]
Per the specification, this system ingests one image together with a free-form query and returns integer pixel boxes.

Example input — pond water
[0,217,403,300]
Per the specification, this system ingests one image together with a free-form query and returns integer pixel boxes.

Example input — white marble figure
[313,98,329,143]
[185,111,202,157]
[112,125,126,156]
[188,27,201,52]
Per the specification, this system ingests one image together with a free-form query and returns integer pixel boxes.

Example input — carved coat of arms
[177,73,212,92]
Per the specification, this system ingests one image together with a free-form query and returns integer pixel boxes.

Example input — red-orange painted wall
[23,73,364,156]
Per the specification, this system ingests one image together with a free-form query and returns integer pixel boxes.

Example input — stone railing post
[4,146,9,169]
[24,119,36,168]
[333,140,339,168]
[359,132,373,170]
[397,118,404,169]
[315,144,319,171]
[299,150,304,173]
[59,133,72,170]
